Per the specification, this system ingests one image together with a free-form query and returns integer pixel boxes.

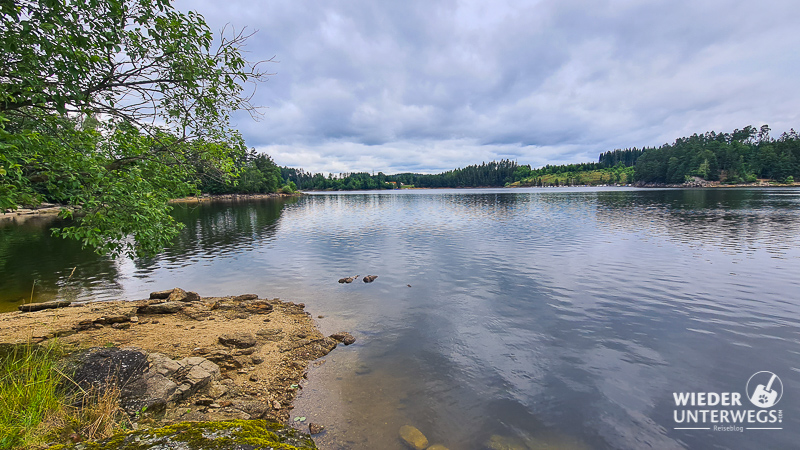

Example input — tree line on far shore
[279,125,799,191]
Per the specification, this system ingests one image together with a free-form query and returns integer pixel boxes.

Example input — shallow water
[2,187,799,449]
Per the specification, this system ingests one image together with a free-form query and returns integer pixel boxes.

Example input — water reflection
[0,215,123,312]
[2,188,800,449]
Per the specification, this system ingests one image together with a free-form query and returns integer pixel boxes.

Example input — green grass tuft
[0,342,66,449]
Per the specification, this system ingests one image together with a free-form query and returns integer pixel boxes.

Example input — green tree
[1,0,269,257]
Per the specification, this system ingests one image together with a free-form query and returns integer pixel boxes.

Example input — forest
[632,125,799,184]
[281,160,523,190]
[273,126,800,192]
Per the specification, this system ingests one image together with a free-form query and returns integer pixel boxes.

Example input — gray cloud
[177,0,800,174]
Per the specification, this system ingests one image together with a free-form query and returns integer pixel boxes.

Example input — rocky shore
[0,289,355,447]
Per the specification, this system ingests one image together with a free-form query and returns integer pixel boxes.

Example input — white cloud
[177,0,800,173]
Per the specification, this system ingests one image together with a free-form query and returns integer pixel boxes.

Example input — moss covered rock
[49,419,317,450]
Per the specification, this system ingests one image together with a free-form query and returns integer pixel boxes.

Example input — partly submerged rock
[399,425,429,450]
[329,332,356,345]
[47,419,318,449]
[363,275,378,283]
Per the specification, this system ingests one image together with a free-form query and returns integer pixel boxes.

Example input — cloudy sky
[177,0,799,174]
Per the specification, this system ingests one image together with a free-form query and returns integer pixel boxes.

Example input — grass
[0,342,65,449]
[0,342,130,449]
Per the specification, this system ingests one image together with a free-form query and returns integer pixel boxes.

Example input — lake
[2,187,799,449]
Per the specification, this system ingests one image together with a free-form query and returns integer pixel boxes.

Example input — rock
[130,316,139,323]
[240,299,273,314]
[363,275,378,283]
[180,357,221,385]
[249,374,258,382]
[251,356,265,365]
[205,382,228,399]
[218,332,257,349]
[232,294,258,301]
[111,322,131,330]
[122,373,177,417]
[18,300,71,312]
[195,397,214,406]
[206,351,244,370]
[66,348,149,395]
[149,289,175,299]
[168,287,201,302]
[230,400,271,418]
[99,315,129,324]
[427,445,450,450]
[399,425,429,450]
[309,422,325,435]
[74,319,94,331]
[150,353,183,378]
[137,301,185,314]
[329,332,356,345]
[52,419,319,449]
[273,400,282,410]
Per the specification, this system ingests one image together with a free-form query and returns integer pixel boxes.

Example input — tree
[1,0,270,257]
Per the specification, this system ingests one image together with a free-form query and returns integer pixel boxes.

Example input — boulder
[232,294,258,301]
[66,348,149,396]
[363,275,378,283]
[309,422,325,435]
[399,425,429,450]
[218,332,257,349]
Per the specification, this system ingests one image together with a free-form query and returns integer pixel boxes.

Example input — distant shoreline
[168,192,303,203]
[1,193,303,222]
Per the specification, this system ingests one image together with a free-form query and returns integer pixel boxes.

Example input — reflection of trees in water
[136,198,297,268]
[0,216,121,312]
[594,189,800,255]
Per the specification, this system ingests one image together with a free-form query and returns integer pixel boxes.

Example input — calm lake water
[2,187,800,449]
